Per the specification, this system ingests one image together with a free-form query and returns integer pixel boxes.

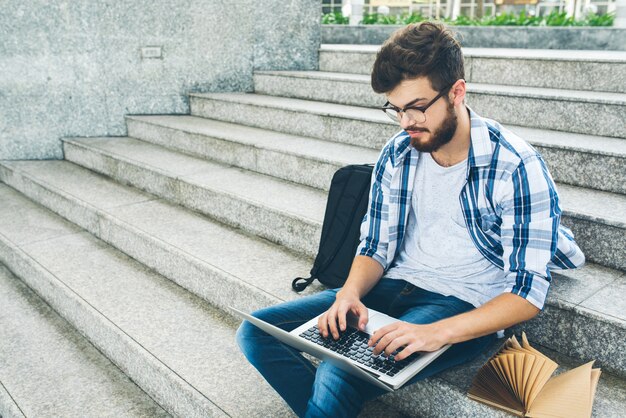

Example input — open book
[468,332,601,418]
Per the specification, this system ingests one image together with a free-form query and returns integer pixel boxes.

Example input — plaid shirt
[357,108,585,310]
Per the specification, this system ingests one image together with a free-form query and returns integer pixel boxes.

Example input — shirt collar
[390,131,412,167]
[389,106,494,168]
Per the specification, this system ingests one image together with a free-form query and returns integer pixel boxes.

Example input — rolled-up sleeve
[497,154,561,310]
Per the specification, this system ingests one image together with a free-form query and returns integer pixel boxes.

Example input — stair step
[0,181,624,417]
[253,70,385,109]
[55,136,626,270]
[0,160,320,325]
[556,184,626,271]
[0,265,169,418]
[126,113,626,195]
[466,84,625,140]
[0,185,296,418]
[319,45,626,94]
[1,161,625,378]
[190,91,626,150]
[60,136,326,257]
[428,340,626,418]
[126,115,378,191]
[189,91,398,150]
[252,70,626,139]
[505,126,626,195]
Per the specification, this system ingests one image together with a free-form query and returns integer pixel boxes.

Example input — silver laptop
[231,306,451,391]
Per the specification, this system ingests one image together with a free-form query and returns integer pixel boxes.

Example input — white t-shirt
[384,152,508,309]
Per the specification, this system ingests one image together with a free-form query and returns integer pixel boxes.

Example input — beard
[406,100,458,153]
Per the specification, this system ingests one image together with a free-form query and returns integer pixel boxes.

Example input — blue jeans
[236,278,496,418]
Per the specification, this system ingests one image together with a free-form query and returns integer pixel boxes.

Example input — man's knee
[235,320,257,355]
[235,311,275,357]
[235,305,287,356]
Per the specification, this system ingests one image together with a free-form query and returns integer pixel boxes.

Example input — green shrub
[361,12,428,25]
[321,10,614,27]
[321,11,349,24]
[544,11,576,26]
[582,11,616,26]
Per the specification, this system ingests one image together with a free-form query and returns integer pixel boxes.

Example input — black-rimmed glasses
[381,85,453,124]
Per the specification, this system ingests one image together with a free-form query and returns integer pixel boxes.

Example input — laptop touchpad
[366,312,396,334]
[347,311,396,335]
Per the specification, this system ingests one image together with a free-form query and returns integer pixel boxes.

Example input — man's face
[386,77,458,153]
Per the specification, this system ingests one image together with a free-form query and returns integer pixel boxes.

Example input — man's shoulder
[477,116,541,168]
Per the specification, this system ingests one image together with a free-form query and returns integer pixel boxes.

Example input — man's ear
[449,79,466,106]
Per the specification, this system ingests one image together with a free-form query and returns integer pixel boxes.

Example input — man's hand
[317,255,384,340]
[318,289,369,340]
[368,321,447,361]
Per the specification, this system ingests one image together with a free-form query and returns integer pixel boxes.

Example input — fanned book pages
[468,332,601,418]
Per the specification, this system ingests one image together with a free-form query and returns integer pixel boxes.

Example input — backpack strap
[292,276,316,292]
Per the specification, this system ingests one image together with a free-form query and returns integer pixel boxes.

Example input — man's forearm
[337,255,384,300]
[434,293,540,345]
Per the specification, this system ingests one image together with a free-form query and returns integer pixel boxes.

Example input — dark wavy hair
[371,22,464,94]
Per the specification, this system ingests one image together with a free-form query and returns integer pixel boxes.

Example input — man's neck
[430,106,471,167]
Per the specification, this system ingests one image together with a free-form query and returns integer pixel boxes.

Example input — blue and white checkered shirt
[357,107,585,310]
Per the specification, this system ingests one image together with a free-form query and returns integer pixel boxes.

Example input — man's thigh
[393,285,476,324]
[361,278,409,313]
[395,289,497,383]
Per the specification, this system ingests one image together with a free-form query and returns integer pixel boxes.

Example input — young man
[236,22,584,417]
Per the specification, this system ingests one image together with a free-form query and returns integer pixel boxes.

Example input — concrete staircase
[1,44,625,417]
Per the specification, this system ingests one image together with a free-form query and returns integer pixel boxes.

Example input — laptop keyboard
[299,325,421,377]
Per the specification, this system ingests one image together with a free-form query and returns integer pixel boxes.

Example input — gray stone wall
[0,1,321,160]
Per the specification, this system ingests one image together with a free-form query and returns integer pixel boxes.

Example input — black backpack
[292,164,374,292]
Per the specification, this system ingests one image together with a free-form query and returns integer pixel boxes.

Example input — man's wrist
[429,321,455,346]
[337,286,360,301]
